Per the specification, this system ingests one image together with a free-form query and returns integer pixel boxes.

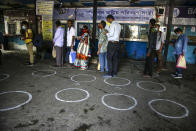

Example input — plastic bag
[69,49,76,64]
[52,46,56,58]
[176,55,186,69]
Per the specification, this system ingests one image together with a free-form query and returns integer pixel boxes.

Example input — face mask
[22,26,26,29]
[177,34,181,37]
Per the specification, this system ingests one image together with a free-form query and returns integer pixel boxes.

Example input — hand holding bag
[176,55,186,69]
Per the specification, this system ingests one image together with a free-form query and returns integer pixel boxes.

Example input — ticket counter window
[8,24,16,35]
[129,25,139,39]
[139,25,148,40]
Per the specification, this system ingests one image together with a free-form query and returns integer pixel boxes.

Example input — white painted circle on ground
[102,93,137,111]
[55,88,90,103]
[71,74,96,83]
[0,74,10,82]
[136,81,166,93]
[0,91,32,111]
[32,70,56,78]
[104,77,131,87]
[148,99,189,119]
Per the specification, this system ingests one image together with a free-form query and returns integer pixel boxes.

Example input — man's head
[67,19,73,28]
[98,20,106,29]
[149,18,156,27]
[56,20,61,28]
[21,21,29,29]
[106,15,114,23]
[174,28,183,36]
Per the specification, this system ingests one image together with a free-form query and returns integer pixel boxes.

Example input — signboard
[173,7,196,18]
[54,7,155,22]
[42,15,53,41]
[36,1,54,15]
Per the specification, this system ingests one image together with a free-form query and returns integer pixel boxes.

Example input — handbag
[97,61,100,71]
[176,55,186,69]
[52,46,56,58]
[69,49,76,64]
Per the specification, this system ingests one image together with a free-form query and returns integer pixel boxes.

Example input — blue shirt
[174,34,188,55]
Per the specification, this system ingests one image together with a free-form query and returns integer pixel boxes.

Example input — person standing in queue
[53,20,65,67]
[104,15,121,78]
[152,23,165,74]
[74,25,91,70]
[21,21,34,66]
[66,19,75,64]
[171,28,188,79]
[97,20,108,73]
[143,18,157,78]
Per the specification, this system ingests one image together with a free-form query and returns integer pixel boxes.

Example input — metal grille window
[8,24,16,34]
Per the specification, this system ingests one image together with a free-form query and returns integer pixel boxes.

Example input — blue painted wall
[167,45,196,64]
[123,41,147,60]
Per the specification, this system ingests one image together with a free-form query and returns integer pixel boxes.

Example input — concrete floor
[0,50,196,131]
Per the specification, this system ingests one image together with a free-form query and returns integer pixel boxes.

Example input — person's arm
[71,28,75,48]
[147,32,152,56]
[106,24,115,38]
[182,35,188,56]
[53,29,60,45]
[160,32,165,52]
[97,32,104,55]
[97,43,102,55]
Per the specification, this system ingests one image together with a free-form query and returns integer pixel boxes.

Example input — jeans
[175,55,182,75]
[65,47,71,63]
[107,42,120,76]
[99,52,108,72]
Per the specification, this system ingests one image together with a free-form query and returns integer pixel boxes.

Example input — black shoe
[173,74,182,79]
[26,63,34,67]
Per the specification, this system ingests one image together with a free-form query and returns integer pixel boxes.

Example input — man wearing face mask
[21,21,34,66]
[152,23,165,73]
[143,18,157,78]
[171,28,188,79]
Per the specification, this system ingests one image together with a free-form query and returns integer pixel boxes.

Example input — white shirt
[53,27,64,47]
[106,21,121,42]
[67,27,75,47]
[156,31,165,50]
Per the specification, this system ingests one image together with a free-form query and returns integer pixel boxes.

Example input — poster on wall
[53,7,155,23]
[42,15,53,41]
[191,27,195,32]
[36,0,54,16]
